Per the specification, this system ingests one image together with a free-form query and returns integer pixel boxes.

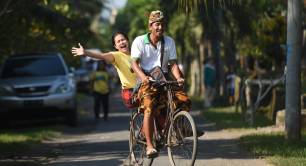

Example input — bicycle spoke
[130,112,148,165]
[167,111,197,166]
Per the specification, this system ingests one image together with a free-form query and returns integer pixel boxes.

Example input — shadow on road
[0,90,266,166]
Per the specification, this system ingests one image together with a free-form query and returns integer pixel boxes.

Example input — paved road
[46,91,269,166]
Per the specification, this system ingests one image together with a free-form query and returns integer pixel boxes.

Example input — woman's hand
[71,43,85,56]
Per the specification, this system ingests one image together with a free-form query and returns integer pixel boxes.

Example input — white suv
[0,53,77,126]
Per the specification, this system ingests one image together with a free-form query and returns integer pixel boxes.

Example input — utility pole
[285,0,302,140]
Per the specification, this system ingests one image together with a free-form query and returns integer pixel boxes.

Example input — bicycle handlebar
[149,79,180,86]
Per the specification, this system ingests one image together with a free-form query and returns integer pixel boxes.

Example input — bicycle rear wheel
[129,112,154,165]
[167,111,198,166]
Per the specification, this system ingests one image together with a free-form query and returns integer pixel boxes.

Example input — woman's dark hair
[111,31,129,49]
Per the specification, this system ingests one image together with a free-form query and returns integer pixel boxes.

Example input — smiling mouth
[120,44,127,49]
[156,30,163,34]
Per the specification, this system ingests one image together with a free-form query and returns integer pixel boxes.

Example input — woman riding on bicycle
[71,31,138,109]
[131,10,191,158]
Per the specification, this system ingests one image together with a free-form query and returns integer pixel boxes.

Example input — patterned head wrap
[148,10,164,25]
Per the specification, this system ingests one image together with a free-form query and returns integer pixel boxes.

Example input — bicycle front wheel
[167,111,198,166]
[129,112,154,166]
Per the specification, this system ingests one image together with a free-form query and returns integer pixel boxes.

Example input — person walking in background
[225,65,237,105]
[91,62,110,121]
[204,58,216,108]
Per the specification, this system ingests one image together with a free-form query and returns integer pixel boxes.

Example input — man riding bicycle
[131,10,193,158]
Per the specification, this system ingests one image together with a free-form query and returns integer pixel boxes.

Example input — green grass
[240,132,306,166]
[76,92,89,100]
[202,106,273,129]
[0,161,42,166]
[0,127,61,156]
[190,96,204,110]
[202,105,306,166]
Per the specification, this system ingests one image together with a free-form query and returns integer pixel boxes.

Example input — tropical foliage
[113,0,295,97]
[0,0,105,65]
[1,0,305,97]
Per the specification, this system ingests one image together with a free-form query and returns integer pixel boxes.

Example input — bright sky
[111,0,127,9]
[105,0,127,9]
[101,0,127,20]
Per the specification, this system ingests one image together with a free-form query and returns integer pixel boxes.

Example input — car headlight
[55,83,73,93]
[0,86,13,96]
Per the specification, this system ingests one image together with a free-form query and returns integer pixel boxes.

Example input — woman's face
[114,34,129,53]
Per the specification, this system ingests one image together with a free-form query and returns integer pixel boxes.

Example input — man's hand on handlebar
[146,78,184,87]
[176,77,184,86]
[141,76,154,83]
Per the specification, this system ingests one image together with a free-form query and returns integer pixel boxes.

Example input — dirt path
[151,110,274,166]
[41,91,277,166]
[192,115,280,166]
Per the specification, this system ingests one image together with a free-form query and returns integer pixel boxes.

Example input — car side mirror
[68,67,75,77]
[69,67,76,73]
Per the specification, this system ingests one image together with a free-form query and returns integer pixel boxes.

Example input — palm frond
[178,0,241,13]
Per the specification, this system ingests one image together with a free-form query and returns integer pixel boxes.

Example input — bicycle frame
[129,80,198,166]
[151,81,182,148]
[130,81,181,147]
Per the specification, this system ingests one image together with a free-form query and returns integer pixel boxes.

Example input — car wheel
[65,107,78,127]
[0,118,10,128]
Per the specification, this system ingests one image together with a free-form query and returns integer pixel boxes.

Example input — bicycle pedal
[146,151,159,158]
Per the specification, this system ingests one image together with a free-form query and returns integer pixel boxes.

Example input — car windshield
[1,56,66,78]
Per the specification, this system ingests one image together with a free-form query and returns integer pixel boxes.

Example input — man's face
[114,34,129,52]
[149,21,164,38]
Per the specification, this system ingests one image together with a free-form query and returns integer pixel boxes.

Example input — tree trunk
[211,9,224,97]
[285,0,302,140]
[199,38,206,97]
[189,58,197,96]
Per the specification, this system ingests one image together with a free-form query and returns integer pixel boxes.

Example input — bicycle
[128,80,198,166]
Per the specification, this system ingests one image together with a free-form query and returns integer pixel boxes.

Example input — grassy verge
[202,105,306,166]
[190,96,204,110]
[0,161,42,166]
[202,106,272,129]
[0,127,61,156]
[240,132,306,166]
